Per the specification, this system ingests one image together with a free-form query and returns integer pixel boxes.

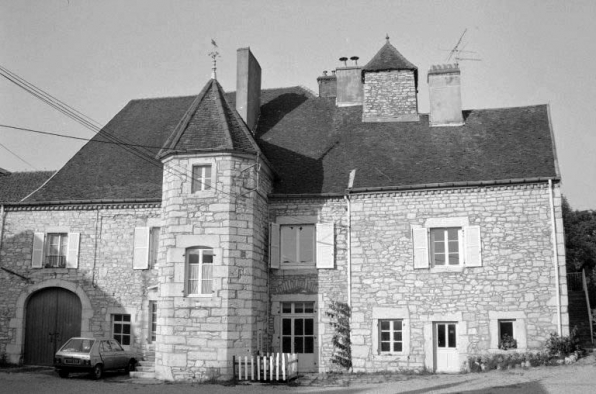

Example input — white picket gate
[233,353,298,382]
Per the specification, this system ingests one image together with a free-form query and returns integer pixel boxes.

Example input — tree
[563,196,596,274]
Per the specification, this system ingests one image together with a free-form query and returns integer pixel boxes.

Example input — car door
[108,339,128,369]
[99,340,116,370]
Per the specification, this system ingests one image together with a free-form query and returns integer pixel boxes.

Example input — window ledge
[374,352,410,358]
[279,265,317,270]
[186,294,213,298]
[430,266,465,273]
[39,268,70,272]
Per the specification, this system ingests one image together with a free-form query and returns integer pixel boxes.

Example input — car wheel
[91,364,103,380]
[58,370,69,379]
[126,359,136,372]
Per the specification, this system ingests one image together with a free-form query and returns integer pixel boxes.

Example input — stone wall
[156,153,271,381]
[0,204,161,363]
[363,70,419,122]
[269,183,567,373]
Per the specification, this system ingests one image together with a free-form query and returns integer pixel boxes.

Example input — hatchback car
[54,337,139,379]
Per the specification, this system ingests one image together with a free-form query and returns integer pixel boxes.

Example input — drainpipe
[548,179,562,335]
[344,194,352,308]
[0,205,4,265]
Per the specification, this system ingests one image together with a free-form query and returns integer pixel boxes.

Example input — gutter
[270,177,559,200]
[548,179,562,335]
[5,198,162,207]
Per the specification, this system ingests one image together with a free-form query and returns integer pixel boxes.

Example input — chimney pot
[323,71,328,76]
[350,56,359,65]
[339,57,348,66]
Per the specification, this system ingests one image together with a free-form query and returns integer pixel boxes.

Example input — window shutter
[464,226,482,267]
[269,223,280,269]
[66,232,80,268]
[412,228,429,269]
[316,223,335,269]
[32,232,45,268]
[133,227,150,270]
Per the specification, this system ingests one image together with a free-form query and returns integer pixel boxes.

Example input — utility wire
[0,140,38,170]
[0,124,165,149]
[0,65,243,200]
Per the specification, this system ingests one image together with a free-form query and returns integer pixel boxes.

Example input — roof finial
[386,33,390,43]
[209,39,220,80]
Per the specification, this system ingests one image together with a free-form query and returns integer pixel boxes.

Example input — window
[191,165,212,192]
[281,225,315,267]
[186,247,214,295]
[498,320,517,350]
[436,323,457,348]
[430,228,462,266]
[45,233,68,268]
[149,227,160,268]
[412,222,481,269]
[149,301,157,343]
[378,319,403,353]
[112,314,131,346]
[269,222,335,269]
[32,231,80,269]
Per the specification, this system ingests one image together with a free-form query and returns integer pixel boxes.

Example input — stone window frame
[187,157,216,196]
[489,311,527,351]
[372,307,410,357]
[185,246,215,297]
[412,217,482,272]
[105,307,136,350]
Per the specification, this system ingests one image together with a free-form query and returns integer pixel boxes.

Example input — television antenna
[441,29,481,65]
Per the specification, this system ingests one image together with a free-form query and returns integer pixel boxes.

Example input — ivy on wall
[325,301,352,370]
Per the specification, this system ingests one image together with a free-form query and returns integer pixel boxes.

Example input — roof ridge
[212,80,235,149]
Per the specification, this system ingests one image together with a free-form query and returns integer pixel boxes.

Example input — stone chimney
[317,70,337,98]
[361,38,419,122]
[236,47,261,131]
[427,64,464,126]
[335,56,363,107]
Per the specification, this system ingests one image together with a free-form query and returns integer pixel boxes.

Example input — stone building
[0,38,567,379]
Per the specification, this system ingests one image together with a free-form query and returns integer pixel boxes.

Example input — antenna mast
[445,29,481,65]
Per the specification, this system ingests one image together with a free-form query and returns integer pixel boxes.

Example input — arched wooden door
[24,287,82,365]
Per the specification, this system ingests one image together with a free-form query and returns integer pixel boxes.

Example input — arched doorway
[24,287,82,365]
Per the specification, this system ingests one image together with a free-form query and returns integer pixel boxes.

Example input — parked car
[54,337,139,379]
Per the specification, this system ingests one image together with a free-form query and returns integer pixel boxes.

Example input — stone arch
[7,279,93,364]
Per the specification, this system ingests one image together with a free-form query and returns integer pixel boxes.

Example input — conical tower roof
[362,37,418,84]
[158,79,260,159]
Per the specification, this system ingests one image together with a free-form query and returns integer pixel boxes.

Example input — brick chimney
[427,64,464,126]
[236,47,261,131]
[361,38,419,122]
[335,56,363,107]
[317,70,337,98]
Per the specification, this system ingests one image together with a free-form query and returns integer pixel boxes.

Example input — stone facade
[268,183,568,373]
[0,204,161,364]
[155,152,271,381]
[363,70,420,122]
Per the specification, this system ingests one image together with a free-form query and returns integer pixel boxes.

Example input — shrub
[498,334,518,350]
[544,326,581,357]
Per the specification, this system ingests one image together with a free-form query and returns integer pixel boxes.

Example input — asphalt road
[1,355,594,394]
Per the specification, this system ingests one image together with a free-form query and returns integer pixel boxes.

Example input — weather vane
[209,39,220,80]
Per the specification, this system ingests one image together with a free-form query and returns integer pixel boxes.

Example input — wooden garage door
[24,287,82,365]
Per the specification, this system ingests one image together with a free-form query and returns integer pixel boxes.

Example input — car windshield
[59,338,95,353]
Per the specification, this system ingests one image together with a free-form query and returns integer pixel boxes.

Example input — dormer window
[191,165,212,192]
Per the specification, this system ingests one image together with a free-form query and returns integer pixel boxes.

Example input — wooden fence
[232,353,298,382]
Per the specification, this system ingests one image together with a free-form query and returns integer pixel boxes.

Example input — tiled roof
[158,79,259,158]
[0,171,54,203]
[362,41,417,73]
[22,84,558,202]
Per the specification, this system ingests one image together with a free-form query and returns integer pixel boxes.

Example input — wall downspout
[0,205,4,265]
[344,194,352,308]
[548,179,562,335]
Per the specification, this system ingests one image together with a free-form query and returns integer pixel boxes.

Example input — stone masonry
[363,70,419,122]
[269,183,567,373]
[155,153,271,381]
[0,205,161,364]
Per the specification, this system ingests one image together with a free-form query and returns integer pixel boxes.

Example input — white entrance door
[435,322,459,373]
[281,302,316,372]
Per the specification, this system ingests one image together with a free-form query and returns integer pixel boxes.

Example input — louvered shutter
[412,228,429,269]
[316,223,335,269]
[133,227,150,270]
[32,232,45,268]
[269,223,280,269]
[66,232,80,268]
[464,226,482,267]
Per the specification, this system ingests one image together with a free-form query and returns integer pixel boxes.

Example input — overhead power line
[0,64,241,200]
[0,124,164,149]
[0,140,38,170]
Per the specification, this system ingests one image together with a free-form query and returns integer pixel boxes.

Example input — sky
[1,0,595,210]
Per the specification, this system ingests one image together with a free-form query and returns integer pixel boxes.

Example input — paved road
[1,355,594,394]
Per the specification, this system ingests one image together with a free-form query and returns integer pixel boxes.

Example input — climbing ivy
[325,301,352,370]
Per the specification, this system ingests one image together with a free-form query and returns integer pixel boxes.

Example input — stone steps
[130,350,156,380]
